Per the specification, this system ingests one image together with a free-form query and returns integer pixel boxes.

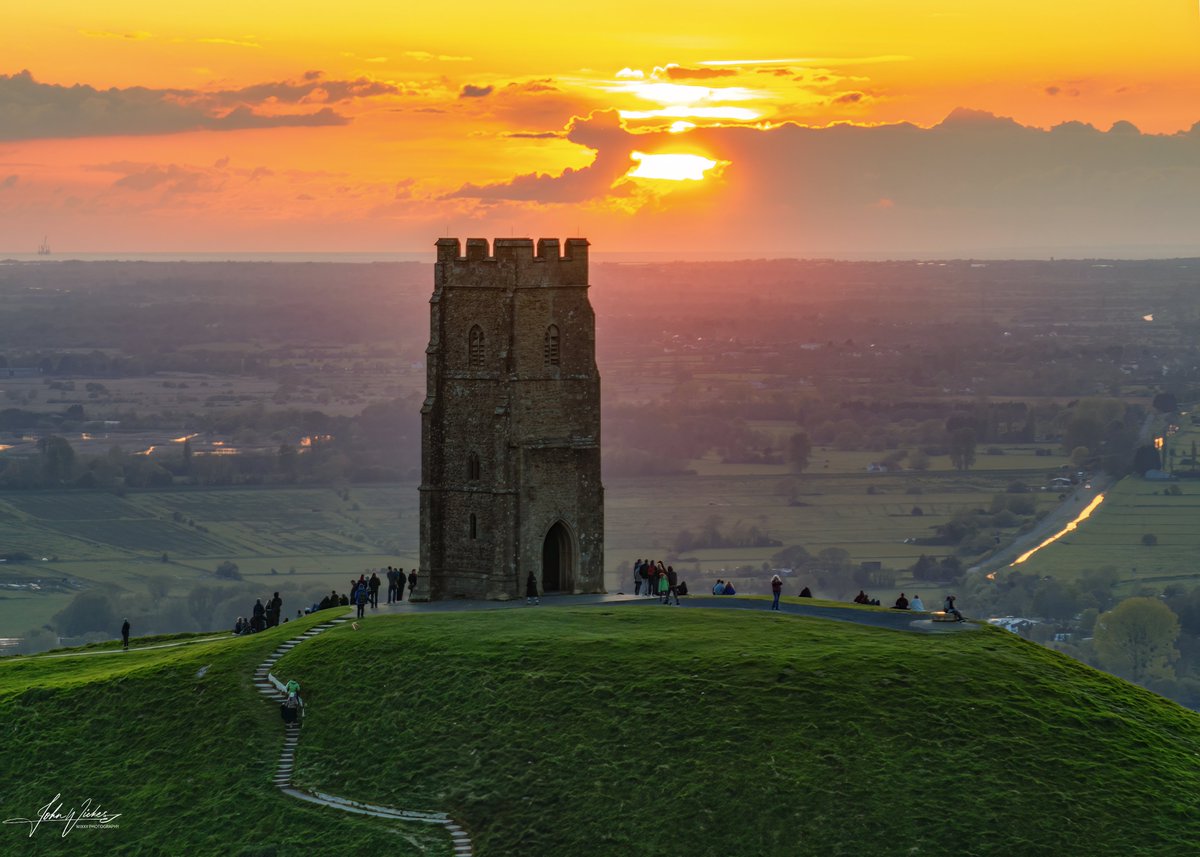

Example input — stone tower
[418,237,604,600]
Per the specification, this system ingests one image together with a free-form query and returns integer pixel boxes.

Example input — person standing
[269,591,283,628]
[252,598,266,632]
[386,567,397,604]
[770,574,783,610]
[355,581,368,619]
[408,569,418,600]
[633,559,643,596]
[368,572,381,609]
[526,571,540,605]
[121,618,130,650]
[665,565,680,605]
[657,568,670,603]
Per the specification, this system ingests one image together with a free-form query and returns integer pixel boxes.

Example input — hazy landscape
[2,256,1199,711]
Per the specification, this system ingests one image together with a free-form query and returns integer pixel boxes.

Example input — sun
[627,151,721,181]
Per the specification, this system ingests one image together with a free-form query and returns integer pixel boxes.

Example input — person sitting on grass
[893,593,910,610]
[722,581,737,595]
[799,586,813,598]
[910,593,925,611]
[712,579,726,595]
[853,590,869,604]
[943,594,964,622]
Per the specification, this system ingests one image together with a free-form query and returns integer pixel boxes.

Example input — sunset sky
[4,2,1200,255]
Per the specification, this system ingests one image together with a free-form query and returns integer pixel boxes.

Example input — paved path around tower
[368,591,979,633]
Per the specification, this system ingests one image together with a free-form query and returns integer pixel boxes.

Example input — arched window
[469,513,478,539]
[468,325,485,369]
[544,324,560,367]
[467,452,481,481]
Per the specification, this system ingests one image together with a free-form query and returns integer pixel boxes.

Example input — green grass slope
[281,608,1200,857]
[0,612,444,856]
[3,605,1199,856]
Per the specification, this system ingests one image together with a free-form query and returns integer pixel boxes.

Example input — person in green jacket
[658,570,670,603]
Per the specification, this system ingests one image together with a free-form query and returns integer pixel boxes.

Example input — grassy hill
[3,605,1199,855]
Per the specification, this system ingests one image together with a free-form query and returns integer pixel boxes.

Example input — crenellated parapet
[435,237,589,286]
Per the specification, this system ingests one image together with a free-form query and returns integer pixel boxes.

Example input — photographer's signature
[4,794,121,837]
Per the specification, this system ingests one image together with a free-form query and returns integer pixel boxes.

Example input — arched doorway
[541,520,574,593]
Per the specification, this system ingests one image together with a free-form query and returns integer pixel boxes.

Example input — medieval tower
[418,237,604,600]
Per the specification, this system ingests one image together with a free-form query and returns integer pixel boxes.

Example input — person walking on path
[526,571,540,605]
[368,572,381,609]
[407,569,418,600]
[355,582,368,619]
[121,618,130,650]
[770,574,783,610]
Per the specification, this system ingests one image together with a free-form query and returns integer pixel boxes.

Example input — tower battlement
[435,237,589,286]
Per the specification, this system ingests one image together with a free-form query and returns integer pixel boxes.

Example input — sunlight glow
[620,106,761,122]
[606,81,762,104]
[628,152,718,181]
[668,121,696,134]
[1010,493,1105,566]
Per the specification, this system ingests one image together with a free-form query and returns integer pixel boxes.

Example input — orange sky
[3,2,1200,254]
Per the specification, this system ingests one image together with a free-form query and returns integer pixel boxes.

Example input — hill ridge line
[253,616,473,856]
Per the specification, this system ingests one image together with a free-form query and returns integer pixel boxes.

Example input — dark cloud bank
[452,108,1200,254]
[0,70,397,140]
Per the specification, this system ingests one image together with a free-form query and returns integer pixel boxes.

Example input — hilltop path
[364,590,979,632]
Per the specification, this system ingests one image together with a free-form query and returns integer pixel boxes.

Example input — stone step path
[253,615,473,855]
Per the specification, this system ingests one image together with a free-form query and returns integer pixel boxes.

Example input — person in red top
[770,575,783,610]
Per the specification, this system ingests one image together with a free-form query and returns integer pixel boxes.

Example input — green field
[610,445,1065,587]
[0,485,421,637]
[1016,421,1200,588]
[0,442,1077,638]
[3,607,1196,855]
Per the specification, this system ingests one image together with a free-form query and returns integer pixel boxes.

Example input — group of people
[861,590,962,620]
[890,592,926,611]
[346,568,418,618]
[386,566,418,604]
[631,559,686,605]
[230,568,423,634]
[234,592,287,635]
